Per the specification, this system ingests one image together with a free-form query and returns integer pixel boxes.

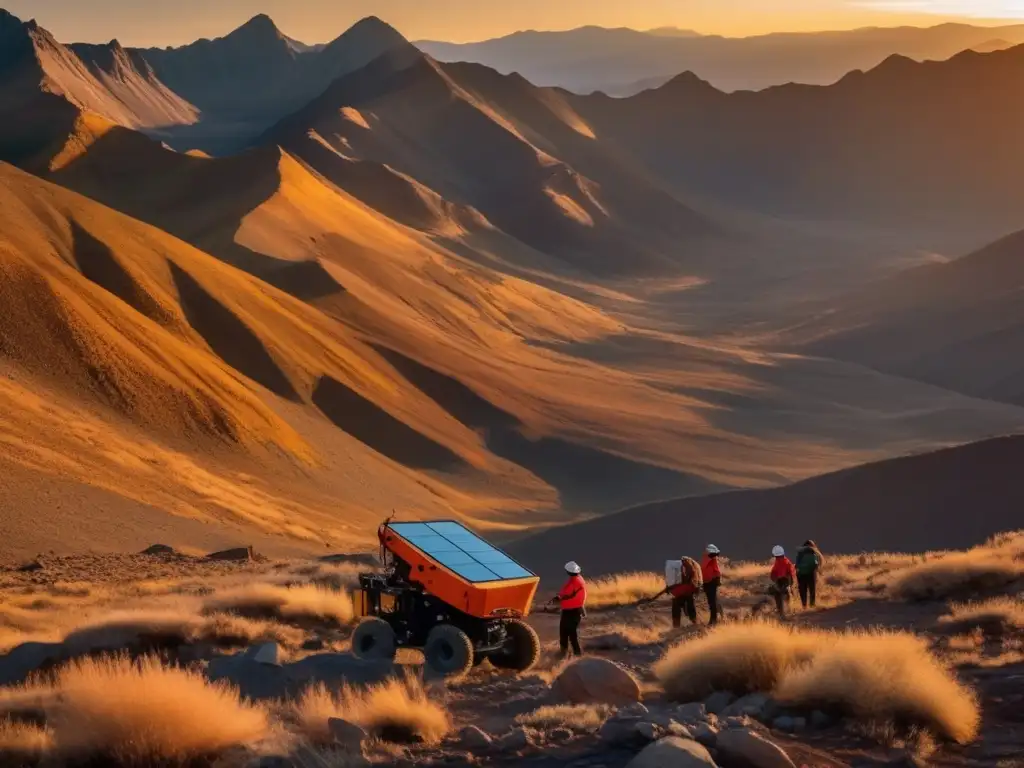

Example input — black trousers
[559,608,583,656]
[798,572,817,607]
[671,593,698,628]
[704,578,721,625]
[773,578,793,615]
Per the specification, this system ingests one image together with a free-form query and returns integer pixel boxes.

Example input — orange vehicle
[350,519,541,677]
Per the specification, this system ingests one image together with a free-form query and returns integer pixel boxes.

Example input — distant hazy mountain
[417,22,1024,94]
[564,46,1024,226]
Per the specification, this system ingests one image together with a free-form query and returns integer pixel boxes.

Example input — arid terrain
[2,4,1024,766]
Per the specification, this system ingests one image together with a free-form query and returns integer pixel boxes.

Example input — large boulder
[455,725,492,751]
[627,737,718,768]
[0,642,64,686]
[552,657,641,706]
[723,693,771,720]
[716,728,796,768]
[704,691,735,715]
[140,544,175,555]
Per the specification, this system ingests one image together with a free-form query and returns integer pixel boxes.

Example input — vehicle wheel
[351,617,397,661]
[423,624,474,678]
[490,619,541,672]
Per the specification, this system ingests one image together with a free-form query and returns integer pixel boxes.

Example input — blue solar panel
[388,521,535,583]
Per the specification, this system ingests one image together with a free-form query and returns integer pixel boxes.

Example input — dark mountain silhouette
[796,227,1024,407]
[566,45,1024,226]
[418,22,1024,95]
[507,435,1024,581]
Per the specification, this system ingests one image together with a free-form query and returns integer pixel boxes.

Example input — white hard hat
[772,545,785,557]
[706,544,720,554]
[564,561,581,574]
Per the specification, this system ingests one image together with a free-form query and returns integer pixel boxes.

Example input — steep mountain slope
[568,46,1024,227]
[795,228,1024,407]
[263,45,713,276]
[132,15,409,133]
[508,435,1024,580]
[418,23,1024,95]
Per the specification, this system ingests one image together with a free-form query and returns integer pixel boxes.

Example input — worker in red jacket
[769,546,797,617]
[702,545,723,626]
[649,556,703,628]
[550,561,587,658]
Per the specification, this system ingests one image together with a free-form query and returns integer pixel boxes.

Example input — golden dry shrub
[203,584,354,625]
[585,572,665,609]
[775,631,980,745]
[516,703,611,732]
[889,553,1023,601]
[938,597,1024,636]
[48,656,269,762]
[0,720,52,763]
[653,621,819,701]
[294,676,450,745]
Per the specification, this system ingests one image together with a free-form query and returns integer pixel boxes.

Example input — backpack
[796,548,820,576]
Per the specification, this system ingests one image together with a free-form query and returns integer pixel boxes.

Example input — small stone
[627,736,718,768]
[704,691,735,715]
[16,560,43,572]
[620,702,650,717]
[550,727,574,742]
[693,722,718,748]
[552,657,642,706]
[772,716,796,732]
[140,544,175,556]
[246,642,280,666]
[723,693,770,719]
[634,722,660,741]
[327,717,367,751]
[717,727,796,768]
[457,725,492,750]
[667,721,694,740]
[206,546,254,561]
[498,726,532,752]
[674,702,707,723]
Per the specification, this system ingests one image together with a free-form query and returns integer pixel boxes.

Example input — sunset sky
[5,0,1023,46]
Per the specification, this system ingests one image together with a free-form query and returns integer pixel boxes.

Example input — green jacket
[795,546,822,576]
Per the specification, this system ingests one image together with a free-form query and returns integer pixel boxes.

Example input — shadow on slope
[169,263,300,401]
[311,375,468,472]
[374,345,722,511]
[507,435,1024,582]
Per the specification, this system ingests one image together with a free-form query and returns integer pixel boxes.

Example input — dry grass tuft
[585,572,664,608]
[587,623,667,650]
[889,553,1024,602]
[294,677,450,745]
[0,720,52,762]
[654,621,819,701]
[49,656,269,761]
[938,597,1024,636]
[204,584,354,625]
[516,703,611,732]
[654,623,979,744]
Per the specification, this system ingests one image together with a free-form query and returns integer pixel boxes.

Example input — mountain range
[2,8,1024,560]
[417,23,1024,95]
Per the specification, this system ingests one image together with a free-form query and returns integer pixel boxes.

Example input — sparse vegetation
[939,597,1024,636]
[585,572,663,608]
[655,623,979,744]
[294,676,450,745]
[516,703,611,732]
[203,584,354,625]
[890,553,1024,601]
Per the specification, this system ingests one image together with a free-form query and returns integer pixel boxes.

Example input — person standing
[702,545,723,626]
[795,539,824,608]
[769,546,796,617]
[551,561,587,658]
[650,556,703,628]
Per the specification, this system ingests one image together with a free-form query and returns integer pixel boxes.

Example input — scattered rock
[328,718,368,751]
[0,641,64,686]
[456,725,492,750]
[16,560,43,572]
[704,691,735,715]
[675,702,708,723]
[635,722,660,742]
[207,650,393,700]
[620,702,650,717]
[772,716,796,732]
[627,736,718,768]
[246,642,280,666]
[716,728,796,768]
[552,657,642,706]
[140,544,175,556]
[206,546,254,562]
[497,726,532,752]
[723,693,771,720]
[693,722,719,748]
[667,721,695,740]
[599,716,643,746]
[550,727,574,742]
[810,710,834,730]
